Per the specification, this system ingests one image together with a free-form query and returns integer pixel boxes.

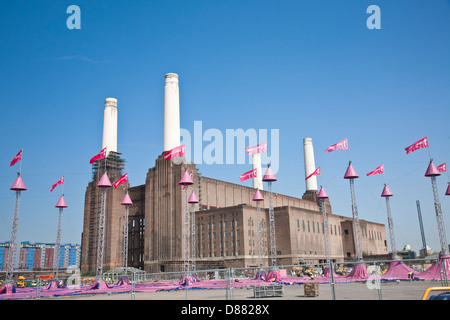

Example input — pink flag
[50,176,64,192]
[366,164,384,176]
[240,168,257,182]
[163,144,185,160]
[10,149,23,167]
[325,138,348,153]
[305,167,320,180]
[437,163,447,172]
[113,173,128,189]
[181,171,193,190]
[90,147,107,164]
[405,137,428,154]
[246,142,268,156]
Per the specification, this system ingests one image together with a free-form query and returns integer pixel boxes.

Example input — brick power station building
[80,74,388,275]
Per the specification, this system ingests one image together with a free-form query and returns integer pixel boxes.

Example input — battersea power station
[80,73,388,274]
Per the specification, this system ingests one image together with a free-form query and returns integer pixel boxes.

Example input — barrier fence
[0,256,449,300]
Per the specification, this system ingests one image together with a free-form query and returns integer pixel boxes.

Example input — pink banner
[240,168,257,182]
[163,144,185,160]
[438,163,447,172]
[305,167,320,180]
[113,173,128,189]
[89,147,107,164]
[246,142,268,156]
[324,138,348,153]
[405,137,428,154]
[366,164,384,176]
[50,176,64,192]
[10,149,23,167]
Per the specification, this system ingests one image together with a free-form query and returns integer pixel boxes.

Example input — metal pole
[96,188,107,278]
[183,187,190,274]
[256,201,263,270]
[5,191,21,283]
[53,207,63,278]
[416,200,428,257]
[385,197,397,258]
[349,179,363,261]
[329,261,336,300]
[268,181,277,268]
[191,203,196,273]
[123,205,129,274]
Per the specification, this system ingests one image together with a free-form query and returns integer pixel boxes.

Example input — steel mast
[6,173,27,283]
[262,164,277,269]
[344,161,363,261]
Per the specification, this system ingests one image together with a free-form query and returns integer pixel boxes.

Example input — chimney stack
[303,137,318,192]
[252,153,263,190]
[163,73,181,153]
[102,98,118,156]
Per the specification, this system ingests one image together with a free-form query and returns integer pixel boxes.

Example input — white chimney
[163,73,181,153]
[303,137,318,192]
[102,98,118,156]
[252,153,263,190]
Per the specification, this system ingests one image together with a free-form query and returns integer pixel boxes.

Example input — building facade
[81,155,388,274]
[0,241,81,272]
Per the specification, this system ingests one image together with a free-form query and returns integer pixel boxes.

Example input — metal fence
[1,257,449,300]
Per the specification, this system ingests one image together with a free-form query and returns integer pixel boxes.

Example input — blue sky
[0,1,449,255]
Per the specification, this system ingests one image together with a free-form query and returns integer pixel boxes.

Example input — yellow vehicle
[421,287,450,300]
[16,276,27,288]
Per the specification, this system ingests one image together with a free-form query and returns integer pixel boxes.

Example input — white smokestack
[102,98,118,156]
[303,137,318,192]
[252,153,263,190]
[163,73,181,153]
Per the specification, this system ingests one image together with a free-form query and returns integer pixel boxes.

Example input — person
[408,271,414,281]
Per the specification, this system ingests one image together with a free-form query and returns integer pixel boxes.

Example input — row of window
[296,219,341,235]
[296,219,383,240]
[199,230,240,240]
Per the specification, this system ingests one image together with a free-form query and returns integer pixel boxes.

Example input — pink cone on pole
[10,175,26,191]
[425,160,441,177]
[252,189,264,201]
[317,186,329,199]
[121,193,133,206]
[381,184,393,197]
[97,173,112,188]
[55,195,68,208]
[179,169,194,185]
[188,191,199,203]
[262,165,277,182]
[445,183,450,196]
[344,162,359,179]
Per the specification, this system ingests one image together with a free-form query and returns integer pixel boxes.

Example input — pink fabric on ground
[345,264,368,280]
[45,281,61,290]
[381,260,415,280]
[89,280,110,290]
[265,271,282,282]
[0,284,16,294]
[417,255,450,280]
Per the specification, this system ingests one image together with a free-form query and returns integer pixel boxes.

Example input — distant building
[397,244,416,260]
[1,241,81,271]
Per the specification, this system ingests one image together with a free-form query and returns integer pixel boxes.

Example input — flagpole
[19,149,23,176]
